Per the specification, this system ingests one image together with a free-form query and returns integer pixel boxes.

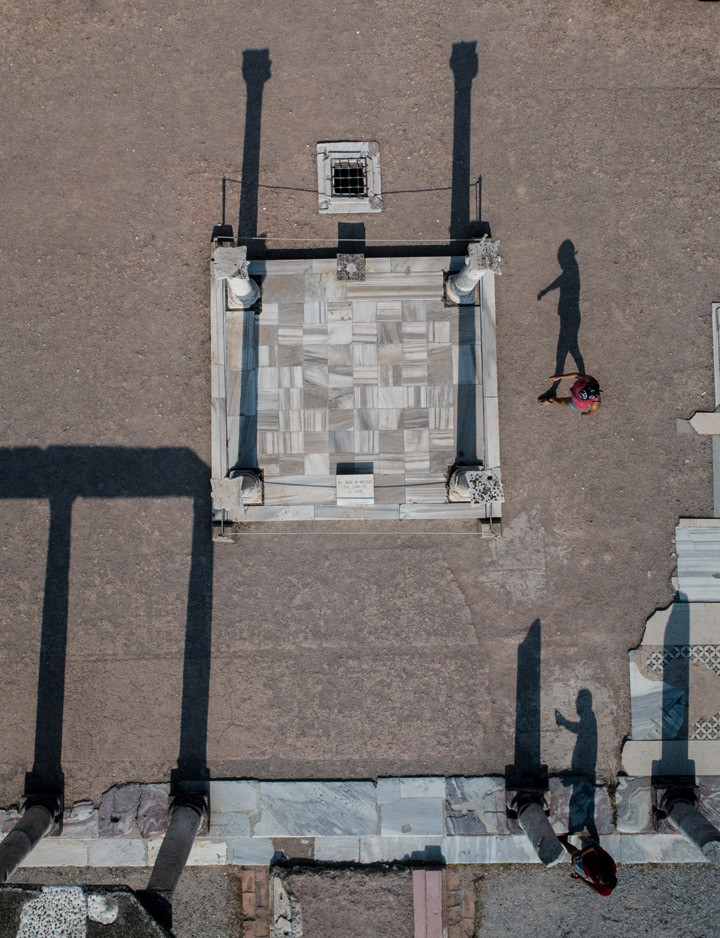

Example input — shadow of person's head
[557,239,577,269]
[576,688,593,717]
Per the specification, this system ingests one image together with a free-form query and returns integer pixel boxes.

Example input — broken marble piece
[98,783,141,837]
[615,777,653,834]
[445,776,508,835]
[62,800,99,839]
[137,783,170,838]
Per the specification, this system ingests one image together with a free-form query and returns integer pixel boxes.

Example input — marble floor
[217,257,499,516]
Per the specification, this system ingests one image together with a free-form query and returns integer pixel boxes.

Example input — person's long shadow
[537,239,584,401]
[555,689,598,839]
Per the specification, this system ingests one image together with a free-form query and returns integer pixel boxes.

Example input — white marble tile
[258,431,304,455]
[258,301,279,324]
[402,301,427,321]
[328,366,353,387]
[405,479,448,504]
[253,781,378,836]
[378,343,403,365]
[279,366,304,388]
[379,386,405,409]
[258,345,277,367]
[403,408,429,429]
[258,367,278,390]
[257,388,279,412]
[358,836,444,864]
[352,301,377,322]
[380,798,444,836]
[305,453,330,475]
[377,408,403,431]
[304,431,330,453]
[428,321,450,344]
[378,321,403,344]
[278,388,303,410]
[303,325,328,346]
[429,408,454,430]
[428,385,454,407]
[402,361,428,385]
[376,301,403,320]
[227,837,276,865]
[379,363,403,386]
[329,388,355,409]
[264,475,335,506]
[354,365,379,385]
[278,410,302,431]
[302,364,328,388]
[354,409,380,430]
[353,321,377,341]
[355,430,379,453]
[313,837,361,862]
[403,387,428,408]
[375,453,405,473]
[303,301,327,323]
[328,319,352,344]
[330,409,355,430]
[279,326,303,345]
[258,410,280,431]
[329,430,354,452]
[328,344,353,366]
[354,386,379,408]
[301,409,328,431]
[353,343,378,366]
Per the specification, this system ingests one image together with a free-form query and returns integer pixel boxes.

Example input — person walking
[558,833,617,896]
[538,372,601,416]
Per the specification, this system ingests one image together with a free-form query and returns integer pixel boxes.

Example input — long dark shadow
[455,307,477,466]
[506,619,547,788]
[0,446,215,814]
[652,602,694,783]
[239,49,272,253]
[234,311,259,471]
[538,239,584,400]
[449,42,490,249]
[555,689,598,839]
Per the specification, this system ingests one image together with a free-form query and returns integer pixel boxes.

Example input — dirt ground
[0,0,718,808]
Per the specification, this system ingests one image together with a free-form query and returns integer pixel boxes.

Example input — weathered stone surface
[18,838,89,867]
[88,837,147,867]
[446,777,507,835]
[253,781,377,836]
[547,776,614,835]
[442,835,541,864]
[228,837,276,865]
[313,837,361,862]
[337,254,366,282]
[1,807,21,835]
[137,784,170,838]
[698,776,720,826]
[209,813,252,838]
[210,780,259,815]
[359,836,444,863]
[146,837,227,866]
[63,800,99,839]
[98,783,141,837]
[615,777,653,834]
[380,798,444,836]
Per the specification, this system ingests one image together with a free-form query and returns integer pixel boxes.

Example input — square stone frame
[316,141,382,214]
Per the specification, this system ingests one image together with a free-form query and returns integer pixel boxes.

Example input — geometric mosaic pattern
[692,710,720,740]
[646,645,720,677]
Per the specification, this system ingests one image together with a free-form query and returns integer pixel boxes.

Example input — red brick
[255,872,270,909]
[447,904,462,927]
[446,925,462,938]
[241,869,255,893]
[462,917,476,938]
[461,888,474,920]
[242,890,256,918]
[446,867,461,892]
[254,919,270,938]
[243,926,256,938]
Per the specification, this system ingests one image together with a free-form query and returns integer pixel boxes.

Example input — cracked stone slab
[547,776,614,835]
[98,783,141,837]
[253,781,377,836]
[615,777,653,834]
[62,801,98,839]
[137,784,170,838]
[445,776,508,835]
[380,797,444,836]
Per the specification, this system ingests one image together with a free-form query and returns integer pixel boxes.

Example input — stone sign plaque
[336,474,375,506]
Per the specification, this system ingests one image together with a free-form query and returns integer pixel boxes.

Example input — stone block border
[2,776,719,868]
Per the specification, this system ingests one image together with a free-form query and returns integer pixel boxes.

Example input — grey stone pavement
[1,0,720,915]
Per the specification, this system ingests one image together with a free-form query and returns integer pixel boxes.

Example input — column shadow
[449,41,491,250]
[454,307,478,467]
[232,312,260,472]
[337,222,366,255]
[506,619,547,789]
[537,239,585,401]
[238,49,272,253]
[652,603,694,785]
[0,446,214,816]
[555,689,598,839]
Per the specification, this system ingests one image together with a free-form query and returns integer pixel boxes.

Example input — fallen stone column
[142,794,206,925]
[446,236,501,305]
[0,803,54,884]
[666,797,720,865]
[516,799,564,868]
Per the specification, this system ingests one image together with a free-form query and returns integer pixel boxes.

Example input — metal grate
[331,158,368,197]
